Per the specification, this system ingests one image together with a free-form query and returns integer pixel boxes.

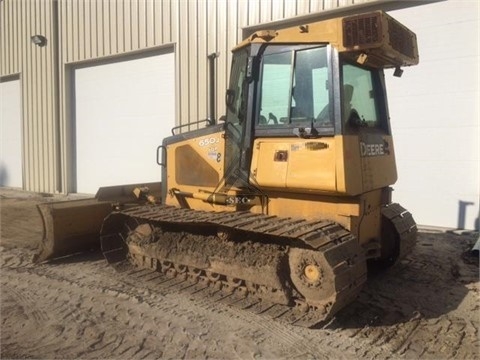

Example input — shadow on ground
[329,231,479,329]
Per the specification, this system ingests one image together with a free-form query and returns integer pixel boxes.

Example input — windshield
[257,46,333,134]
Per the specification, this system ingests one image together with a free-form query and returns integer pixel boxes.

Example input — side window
[226,50,248,125]
[342,63,380,129]
[258,52,292,125]
[312,67,329,123]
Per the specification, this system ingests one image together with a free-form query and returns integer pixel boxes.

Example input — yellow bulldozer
[35,11,418,327]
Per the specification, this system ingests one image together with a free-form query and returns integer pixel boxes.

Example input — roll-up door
[0,77,23,188]
[74,51,175,194]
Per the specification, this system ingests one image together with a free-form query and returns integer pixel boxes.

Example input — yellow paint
[234,11,418,69]
[162,10,419,248]
[164,128,391,246]
[251,138,337,192]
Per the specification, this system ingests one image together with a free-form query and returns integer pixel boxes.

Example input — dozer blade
[33,182,162,263]
[34,199,113,263]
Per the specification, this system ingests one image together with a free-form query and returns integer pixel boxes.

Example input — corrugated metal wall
[56,0,361,143]
[1,0,371,193]
[0,0,59,193]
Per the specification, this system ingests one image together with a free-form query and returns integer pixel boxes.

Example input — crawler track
[382,203,417,260]
[100,205,367,328]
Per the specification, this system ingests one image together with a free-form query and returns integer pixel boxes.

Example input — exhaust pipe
[207,52,219,125]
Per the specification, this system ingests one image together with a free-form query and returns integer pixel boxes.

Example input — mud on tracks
[1,191,479,359]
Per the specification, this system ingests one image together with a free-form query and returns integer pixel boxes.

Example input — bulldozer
[35,11,418,327]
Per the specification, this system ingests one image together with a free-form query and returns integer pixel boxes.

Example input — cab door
[223,49,251,189]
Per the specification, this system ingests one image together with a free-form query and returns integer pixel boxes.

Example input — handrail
[171,119,214,135]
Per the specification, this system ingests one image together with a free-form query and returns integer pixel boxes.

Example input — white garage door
[0,77,23,188]
[387,1,479,230]
[74,51,175,194]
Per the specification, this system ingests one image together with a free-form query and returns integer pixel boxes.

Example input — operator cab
[224,43,391,184]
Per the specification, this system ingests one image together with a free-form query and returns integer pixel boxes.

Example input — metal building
[1,0,478,230]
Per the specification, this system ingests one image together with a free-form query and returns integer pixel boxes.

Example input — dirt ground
[1,188,479,360]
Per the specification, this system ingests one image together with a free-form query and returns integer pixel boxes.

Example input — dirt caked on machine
[36,11,418,327]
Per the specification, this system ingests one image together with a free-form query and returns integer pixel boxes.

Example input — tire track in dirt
[1,251,350,359]
[1,268,165,359]
[1,248,343,359]
[1,229,478,359]
[325,236,480,360]
[395,316,470,359]
[51,258,336,358]
[0,246,35,269]
[0,284,50,324]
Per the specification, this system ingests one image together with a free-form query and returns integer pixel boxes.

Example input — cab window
[342,62,386,131]
[257,46,333,131]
